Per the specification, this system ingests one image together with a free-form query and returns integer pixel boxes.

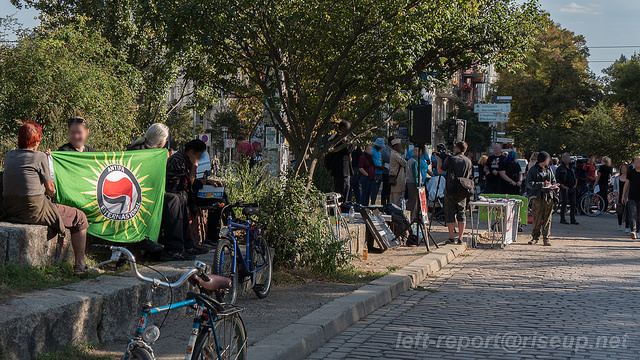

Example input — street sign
[478,112,509,123]
[199,133,211,146]
[495,96,513,102]
[496,137,515,143]
[474,103,511,113]
[224,138,236,149]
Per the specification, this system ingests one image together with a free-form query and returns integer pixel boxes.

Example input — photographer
[436,141,473,245]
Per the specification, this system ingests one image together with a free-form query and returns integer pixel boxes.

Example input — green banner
[51,150,167,243]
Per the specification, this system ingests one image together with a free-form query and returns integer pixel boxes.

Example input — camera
[434,143,453,160]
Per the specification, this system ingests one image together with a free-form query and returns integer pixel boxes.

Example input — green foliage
[159,0,545,175]
[604,54,640,109]
[165,103,204,150]
[35,344,108,360]
[0,21,141,156]
[221,162,351,273]
[570,103,640,164]
[494,20,602,155]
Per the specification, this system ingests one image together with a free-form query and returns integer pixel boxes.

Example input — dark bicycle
[91,245,247,360]
[212,202,272,305]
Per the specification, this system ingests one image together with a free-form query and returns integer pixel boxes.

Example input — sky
[1,0,639,76]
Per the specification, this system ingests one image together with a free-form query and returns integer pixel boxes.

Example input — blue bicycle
[212,202,272,304]
[91,245,247,360]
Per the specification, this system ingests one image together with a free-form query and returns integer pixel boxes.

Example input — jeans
[370,174,382,205]
[359,176,375,206]
[348,173,361,204]
[598,187,609,212]
[333,175,350,203]
[381,173,391,206]
[560,188,577,223]
[618,191,629,228]
[628,200,640,233]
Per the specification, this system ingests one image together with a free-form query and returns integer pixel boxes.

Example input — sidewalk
[307,213,640,359]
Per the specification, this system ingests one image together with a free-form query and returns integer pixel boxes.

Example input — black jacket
[555,163,576,189]
[327,135,353,177]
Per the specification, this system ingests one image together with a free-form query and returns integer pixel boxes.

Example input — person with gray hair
[555,152,579,225]
[128,123,170,150]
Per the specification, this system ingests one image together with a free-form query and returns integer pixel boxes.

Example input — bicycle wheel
[127,348,153,360]
[580,193,605,217]
[251,234,272,299]
[192,314,247,360]
[212,238,238,304]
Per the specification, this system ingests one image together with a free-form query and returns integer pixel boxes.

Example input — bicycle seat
[192,274,232,291]
[242,206,259,216]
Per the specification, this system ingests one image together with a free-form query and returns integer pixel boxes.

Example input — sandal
[73,264,100,277]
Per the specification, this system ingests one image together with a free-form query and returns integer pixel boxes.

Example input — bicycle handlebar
[90,244,205,288]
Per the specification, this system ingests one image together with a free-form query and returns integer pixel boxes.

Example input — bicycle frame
[221,218,267,283]
[127,293,222,360]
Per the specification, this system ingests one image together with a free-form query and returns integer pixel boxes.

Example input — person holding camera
[436,141,473,245]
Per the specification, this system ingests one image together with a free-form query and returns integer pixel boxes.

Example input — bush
[221,162,351,274]
[0,21,141,159]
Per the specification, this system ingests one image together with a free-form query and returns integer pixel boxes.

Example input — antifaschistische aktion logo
[51,150,167,243]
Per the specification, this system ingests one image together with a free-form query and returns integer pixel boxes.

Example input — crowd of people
[0,119,229,275]
[326,121,640,247]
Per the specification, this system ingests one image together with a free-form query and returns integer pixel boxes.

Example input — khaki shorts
[55,204,89,234]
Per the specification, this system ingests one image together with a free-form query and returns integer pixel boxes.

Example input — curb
[246,243,467,360]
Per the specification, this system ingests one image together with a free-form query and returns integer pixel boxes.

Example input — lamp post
[221,126,229,165]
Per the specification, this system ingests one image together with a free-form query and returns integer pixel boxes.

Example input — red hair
[18,121,43,149]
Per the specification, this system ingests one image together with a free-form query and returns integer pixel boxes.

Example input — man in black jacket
[555,153,579,225]
[327,121,353,201]
[526,151,557,246]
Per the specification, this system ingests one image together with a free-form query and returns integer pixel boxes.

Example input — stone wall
[0,222,73,266]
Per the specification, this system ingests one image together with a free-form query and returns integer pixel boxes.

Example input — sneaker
[631,232,637,240]
[618,225,625,231]
[625,228,631,234]
[528,239,538,245]
[560,219,568,224]
[456,239,463,245]
[185,246,209,256]
[445,238,455,244]
[160,251,196,261]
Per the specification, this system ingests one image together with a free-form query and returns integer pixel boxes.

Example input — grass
[35,345,109,360]
[414,285,439,293]
[0,261,100,303]
[272,265,393,286]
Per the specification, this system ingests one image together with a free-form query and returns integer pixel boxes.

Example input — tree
[570,103,640,165]
[9,1,211,126]
[0,22,141,156]
[494,20,601,155]
[159,0,544,178]
[604,54,640,109]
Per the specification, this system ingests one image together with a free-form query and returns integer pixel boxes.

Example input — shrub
[221,162,351,273]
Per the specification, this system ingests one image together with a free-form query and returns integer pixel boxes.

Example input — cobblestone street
[307,214,640,359]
